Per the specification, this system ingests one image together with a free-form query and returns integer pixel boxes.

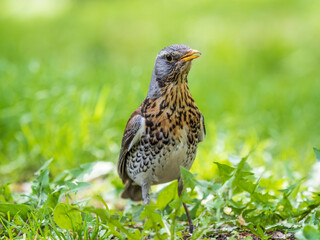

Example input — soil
[193,231,296,240]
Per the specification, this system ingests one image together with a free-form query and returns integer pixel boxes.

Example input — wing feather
[199,113,206,142]
[117,107,145,183]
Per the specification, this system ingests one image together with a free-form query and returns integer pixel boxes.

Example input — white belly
[129,127,198,186]
[151,140,193,184]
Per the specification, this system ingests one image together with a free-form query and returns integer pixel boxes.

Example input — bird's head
[147,44,201,98]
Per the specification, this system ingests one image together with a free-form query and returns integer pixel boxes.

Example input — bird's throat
[142,80,198,126]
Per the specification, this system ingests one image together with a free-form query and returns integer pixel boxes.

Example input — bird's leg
[142,182,150,205]
[178,178,194,234]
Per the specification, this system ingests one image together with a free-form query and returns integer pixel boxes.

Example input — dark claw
[189,222,194,234]
[183,202,194,234]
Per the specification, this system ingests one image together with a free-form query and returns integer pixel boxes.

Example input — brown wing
[199,113,206,142]
[117,106,145,183]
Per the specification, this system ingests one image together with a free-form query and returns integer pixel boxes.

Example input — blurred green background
[0,0,319,185]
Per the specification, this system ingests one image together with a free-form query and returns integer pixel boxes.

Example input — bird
[117,44,205,233]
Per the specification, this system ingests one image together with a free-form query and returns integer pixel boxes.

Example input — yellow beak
[180,49,201,62]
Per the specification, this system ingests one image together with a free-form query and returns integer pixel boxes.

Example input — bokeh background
[0,0,319,188]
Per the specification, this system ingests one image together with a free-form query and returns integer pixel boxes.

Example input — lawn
[0,0,320,239]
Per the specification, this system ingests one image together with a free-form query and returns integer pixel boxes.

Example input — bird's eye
[165,54,173,62]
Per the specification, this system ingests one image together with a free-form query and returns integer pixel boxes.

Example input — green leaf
[314,148,320,162]
[140,205,163,226]
[246,223,269,240]
[84,206,141,239]
[41,191,61,214]
[157,181,178,210]
[302,225,320,240]
[235,177,257,194]
[235,155,249,171]
[31,158,53,205]
[279,178,305,199]
[214,162,235,182]
[96,195,110,211]
[180,167,198,191]
[55,161,108,182]
[0,203,31,220]
[169,198,182,211]
[84,206,110,221]
[251,192,276,204]
[0,183,13,203]
[141,204,168,239]
[53,202,82,230]
[64,181,90,193]
[35,158,54,176]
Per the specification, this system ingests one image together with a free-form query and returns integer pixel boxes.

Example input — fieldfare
[118,44,206,233]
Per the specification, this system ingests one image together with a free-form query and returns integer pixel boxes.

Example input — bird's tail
[121,180,142,201]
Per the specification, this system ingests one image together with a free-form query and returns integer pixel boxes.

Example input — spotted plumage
[117,45,205,210]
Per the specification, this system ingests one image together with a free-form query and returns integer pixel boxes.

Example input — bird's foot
[142,182,150,205]
[189,223,194,234]
[143,196,150,205]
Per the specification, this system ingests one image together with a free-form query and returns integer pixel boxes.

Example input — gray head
[147,44,201,98]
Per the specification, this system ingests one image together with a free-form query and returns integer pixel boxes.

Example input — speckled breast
[126,126,199,186]
[126,82,202,186]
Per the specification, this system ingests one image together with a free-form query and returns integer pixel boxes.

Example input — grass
[1,156,320,239]
[0,0,320,238]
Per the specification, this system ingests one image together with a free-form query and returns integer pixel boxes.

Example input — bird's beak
[180,49,201,62]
